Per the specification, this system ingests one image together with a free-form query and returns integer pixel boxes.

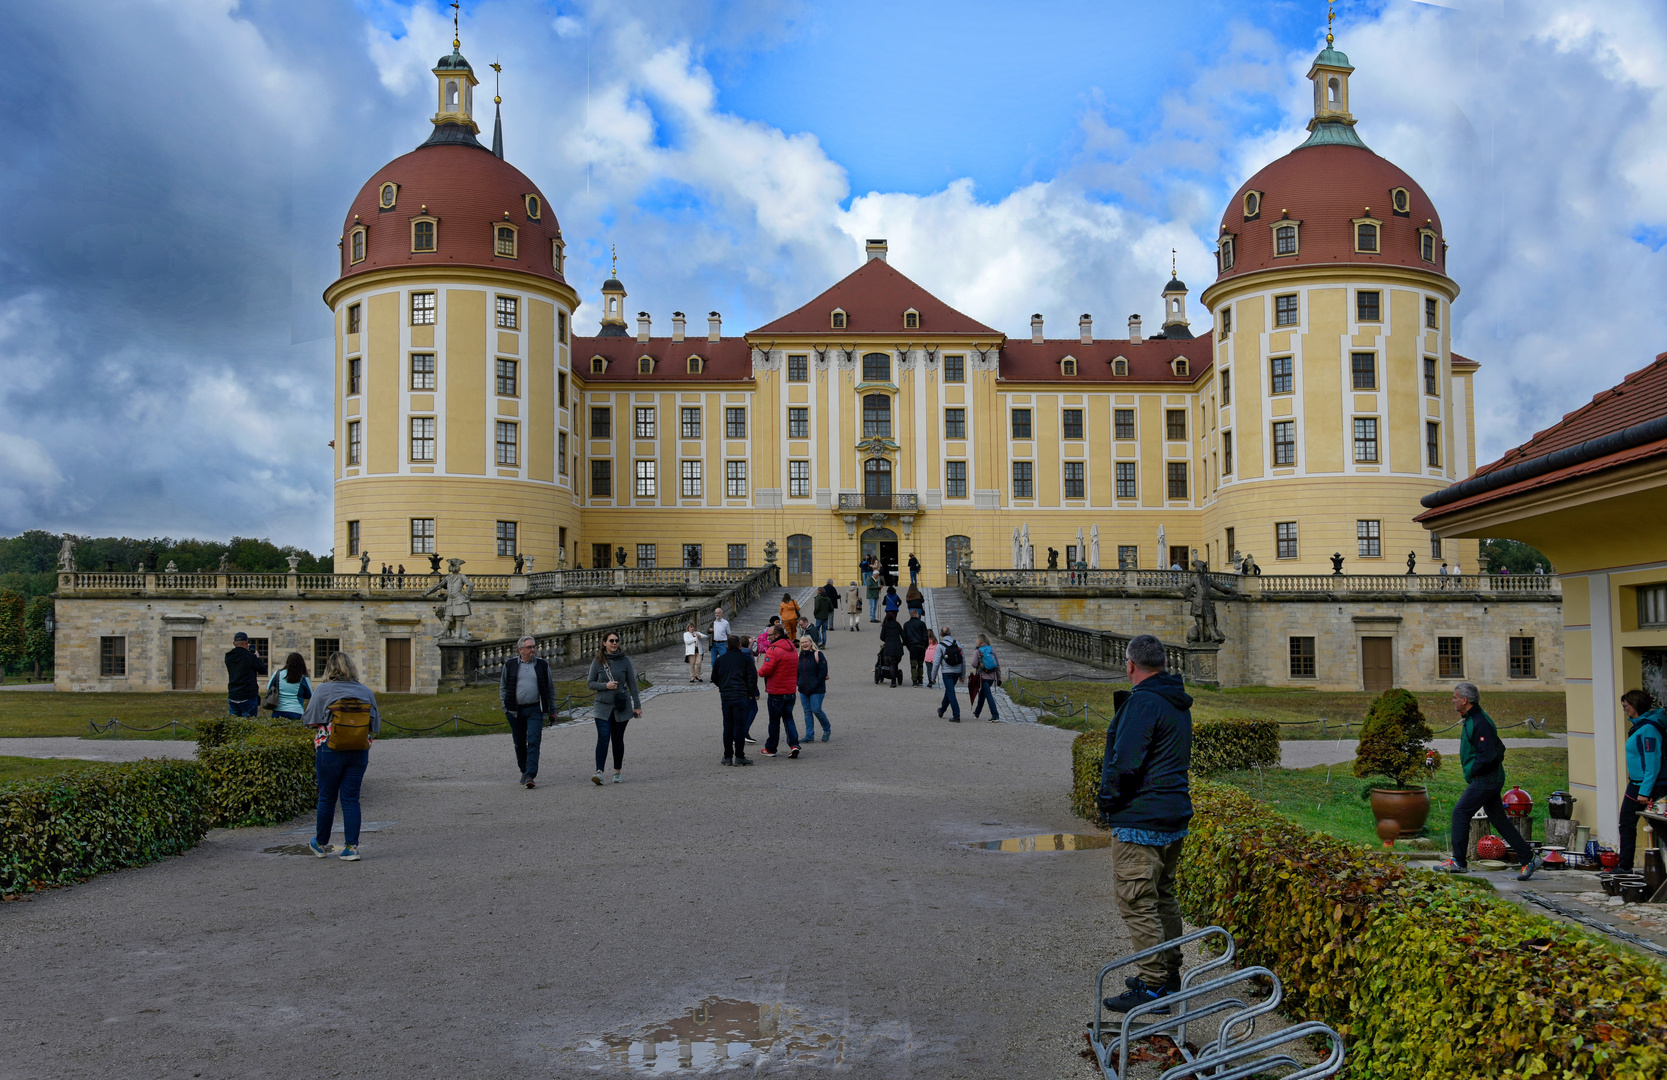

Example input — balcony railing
[965,569,1559,598]
[59,566,762,599]
[837,492,919,512]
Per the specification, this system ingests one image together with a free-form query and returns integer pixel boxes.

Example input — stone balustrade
[964,568,1559,599]
[58,566,756,600]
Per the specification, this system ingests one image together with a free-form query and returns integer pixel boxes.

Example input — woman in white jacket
[683,621,707,682]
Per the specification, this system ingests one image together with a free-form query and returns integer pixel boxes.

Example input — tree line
[0,530,332,600]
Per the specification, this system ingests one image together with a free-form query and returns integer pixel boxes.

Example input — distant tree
[23,596,53,681]
[0,590,24,677]
[0,532,332,582]
[1480,538,1553,574]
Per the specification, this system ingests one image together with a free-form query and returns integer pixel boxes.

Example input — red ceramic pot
[1600,851,1621,870]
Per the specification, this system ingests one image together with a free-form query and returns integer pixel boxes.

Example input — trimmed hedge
[199,727,316,827]
[1193,717,1280,774]
[1071,730,1106,821]
[195,716,278,748]
[0,758,209,895]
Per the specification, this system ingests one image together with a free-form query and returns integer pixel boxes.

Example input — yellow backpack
[325,697,375,752]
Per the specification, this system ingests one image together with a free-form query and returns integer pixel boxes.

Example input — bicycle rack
[1086,926,1345,1079]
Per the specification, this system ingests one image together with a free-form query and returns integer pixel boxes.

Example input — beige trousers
[686,651,703,680]
[1111,836,1185,985]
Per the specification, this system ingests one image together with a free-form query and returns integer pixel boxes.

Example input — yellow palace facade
[326,39,1480,587]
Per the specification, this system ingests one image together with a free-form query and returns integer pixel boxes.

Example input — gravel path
[0,737,197,761]
[0,591,1135,1080]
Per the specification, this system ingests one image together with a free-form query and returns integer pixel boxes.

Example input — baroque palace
[326,36,1484,588]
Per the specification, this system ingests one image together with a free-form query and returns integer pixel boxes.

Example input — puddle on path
[967,833,1113,852]
[573,998,839,1073]
[261,844,318,856]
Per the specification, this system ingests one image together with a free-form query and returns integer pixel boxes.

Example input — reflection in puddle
[579,998,838,1073]
[967,833,1114,852]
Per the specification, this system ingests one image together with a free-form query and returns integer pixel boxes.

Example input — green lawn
[0,754,102,783]
[1009,678,1565,740]
[0,682,596,740]
[1209,747,1570,851]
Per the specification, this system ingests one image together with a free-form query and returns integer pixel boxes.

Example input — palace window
[1061,358,1078,376]
[1011,409,1032,440]
[1116,462,1137,499]
[590,459,612,497]
[1112,358,1128,376]
[558,372,567,407]
[727,544,747,568]
[637,357,654,375]
[831,309,847,329]
[349,227,366,264]
[101,636,127,677]
[725,407,747,439]
[862,352,891,383]
[347,303,361,335]
[1243,190,1261,219]
[1219,307,1232,340]
[787,354,808,382]
[346,421,361,466]
[1391,187,1410,215]
[1431,533,1442,559]
[788,407,809,439]
[944,355,965,382]
[1351,352,1376,390]
[590,406,612,438]
[524,194,541,219]
[726,460,747,498]
[1222,431,1233,475]
[410,353,435,390]
[686,355,703,375]
[634,460,656,498]
[1424,357,1439,396]
[558,432,567,475]
[1270,356,1293,395]
[945,460,967,498]
[1274,223,1298,255]
[1425,297,1438,328]
[1355,222,1379,253]
[410,518,435,555]
[864,458,893,495]
[496,358,518,396]
[1509,637,1537,679]
[496,296,518,329]
[1353,417,1379,463]
[1289,637,1316,679]
[347,357,362,395]
[1638,585,1667,628]
[636,544,656,568]
[1115,409,1135,440]
[1276,522,1298,560]
[346,521,360,557]
[1218,236,1235,271]
[590,356,606,374]
[862,395,892,438]
[944,407,965,440]
[411,291,436,325]
[1167,462,1188,499]
[1438,637,1465,679]
[1172,358,1189,378]
[496,521,517,557]
[1220,368,1231,405]
[1357,519,1382,558]
[412,219,436,252]
[680,407,701,438]
[1062,409,1083,440]
[635,407,655,439]
[1166,410,1186,441]
[789,459,810,498]
[553,238,567,275]
[1012,461,1033,499]
[1426,422,1442,468]
[1274,294,1298,327]
[904,309,919,329]
[409,417,435,462]
[1357,290,1381,322]
[1063,461,1085,499]
[496,421,518,466]
[1420,230,1437,263]
[681,460,702,498]
[496,225,518,258]
[558,310,568,343]
[1272,421,1296,466]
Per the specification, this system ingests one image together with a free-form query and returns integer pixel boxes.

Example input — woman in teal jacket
[1619,689,1666,872]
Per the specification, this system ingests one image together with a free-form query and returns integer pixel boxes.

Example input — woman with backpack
[970,634,1001,722]
[587,631,642,785]
[1620,688,1667,873]
[265,652,312,720]
[300,651,380,861]
[935,627,964,722]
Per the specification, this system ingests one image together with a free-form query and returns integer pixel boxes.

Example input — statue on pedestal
[1089,523,1101,569]
[558,547,567,570]
[1186,559,1232,644]
[1011,527,1021,569]
[615,546,627,568]
[428,551,443,575]
[57,536,76,573]
[425,559,475,640]
[1406,551,1418,575]
[513,552,525,574]
[1046,547,1060,571]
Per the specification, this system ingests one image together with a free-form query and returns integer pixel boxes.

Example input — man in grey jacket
[500,637,555,788]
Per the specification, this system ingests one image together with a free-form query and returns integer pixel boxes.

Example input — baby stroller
[875,648,902,688]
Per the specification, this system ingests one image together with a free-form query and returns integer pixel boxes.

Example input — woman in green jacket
[1619,689,1666,872]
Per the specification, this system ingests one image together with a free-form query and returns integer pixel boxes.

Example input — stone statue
[1046,547,1060,571]
[286,554,301,572]
[1090,523,1101,570]
[960,544,974,571]
[1076,527,1085,566]
[524,555,535,573]
[218,552,231,573]
[1011,527,1021,569]
[762,539,778,565]
[429,551,443,575]
[513,552,525,574]
[1240,552,1261,576]
[557,547,567,570]
[424,558,475,640]
[1186,559,1233,644]
[1330,552,1345,575]
[1021,523,1031,569]
[1406,550,1418,575]
[615,545,628,567]
[56,536,76,573]
[359,551,371,574]
[164,560,178,574]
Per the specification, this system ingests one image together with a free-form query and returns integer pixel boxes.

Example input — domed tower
[1198,32,1478,576]
[323,35,580,577]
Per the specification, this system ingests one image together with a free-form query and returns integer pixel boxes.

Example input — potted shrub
[1353,688,1440,844]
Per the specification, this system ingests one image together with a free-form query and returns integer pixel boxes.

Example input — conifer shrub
[1353,687,1439,788]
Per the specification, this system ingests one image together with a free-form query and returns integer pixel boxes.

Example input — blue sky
[1,1,1665,551]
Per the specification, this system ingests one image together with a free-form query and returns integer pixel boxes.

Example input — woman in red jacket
[756,626,803,759]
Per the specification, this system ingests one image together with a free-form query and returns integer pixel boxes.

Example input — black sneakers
[1104,978,1173,1014]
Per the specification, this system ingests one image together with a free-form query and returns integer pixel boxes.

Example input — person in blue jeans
[301,651,380,861]
[935,627,965,722]
[499,636,555,788]
[797,636,831,741]
[882,585,902,620]
[224,631,267,717]
[971,634,1001,721]
[264,652,313,719]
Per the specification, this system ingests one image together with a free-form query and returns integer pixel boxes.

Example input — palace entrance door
[861,527,899,585]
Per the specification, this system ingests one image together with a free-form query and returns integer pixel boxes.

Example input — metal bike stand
[1155,1020,1346,1080]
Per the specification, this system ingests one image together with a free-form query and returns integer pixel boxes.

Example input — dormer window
[1111,357,1128,377]
[1218,235,1235,271]
[524,194,542,220]
[686,355,703,374]
[411,216,437,253]
[903,309,919,330]
[552,235,566,274]
[591,356,607,374]
[495,223,518,258]
[1060,357,1078,376]
[1243,191,1261,220]
[637,356,654,375]
[1390,187,1410,216]
[1353,216,1381,254]
[349,226,367,264]
[831,309,847,330]
[1273,221,1299,256]
[1172,358,1189,378]
[1419,228,1438,263]
[379,183,398,209]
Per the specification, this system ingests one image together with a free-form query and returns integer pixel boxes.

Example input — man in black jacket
[1098,634,1193,1013]
[710,634,757,766]
[901,612,930,686]
[224,632,268,716]
[499,637,556,788]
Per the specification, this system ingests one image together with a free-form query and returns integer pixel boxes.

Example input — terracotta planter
[1369,786,1431,841]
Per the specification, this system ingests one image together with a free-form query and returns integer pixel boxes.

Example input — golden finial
[491,59,501,104]
[1171,248,1177,277]
[1326,0,1335,47]
[611,244,617,277]
[451,1,461,48]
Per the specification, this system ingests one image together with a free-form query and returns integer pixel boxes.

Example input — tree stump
[1543,817,1577,850]
[1466,813,1494,862]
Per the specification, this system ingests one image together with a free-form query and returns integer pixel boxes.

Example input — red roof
[999,337,1212,383]
[1418,351,1667,520]
[574,336,754,382]
[1216,143,1446,284]
[751,259,999,337]
[334,144,566,288]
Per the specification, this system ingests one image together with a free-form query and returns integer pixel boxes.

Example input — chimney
[707,311,722,342]
[1079,313,1093,345]
[671,311,686,343]
[1128,314,1143,344]
[865,238,888,263]
[1030,313,1044,344]
[636,311,651,343]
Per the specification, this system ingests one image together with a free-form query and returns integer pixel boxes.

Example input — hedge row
[1192,717,1280,774]
[1,720,316,895]
[1069,733,1667,1078]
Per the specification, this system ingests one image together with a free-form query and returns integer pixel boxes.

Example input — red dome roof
[334,143,565,288]
[1215,143,1446,285]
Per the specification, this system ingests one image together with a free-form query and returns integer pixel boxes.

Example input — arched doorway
[861,527,899,585]
[944,534,971,586]
[785,533,813,586]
